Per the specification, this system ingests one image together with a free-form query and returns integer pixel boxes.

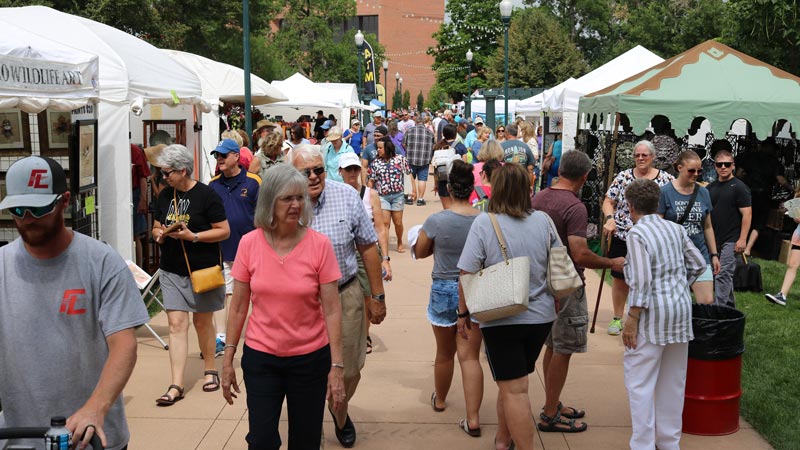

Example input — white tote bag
[460,213,530,322]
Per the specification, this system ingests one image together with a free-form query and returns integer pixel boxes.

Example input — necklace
[266,230,300,264]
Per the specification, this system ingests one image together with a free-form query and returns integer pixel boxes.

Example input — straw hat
[144,144,166,167]
[326,126,343,141]
[256,119,278,129]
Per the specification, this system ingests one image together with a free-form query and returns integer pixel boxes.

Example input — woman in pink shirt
[221,163,345,449]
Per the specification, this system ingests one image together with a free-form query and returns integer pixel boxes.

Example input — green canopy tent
[579,40,800,139]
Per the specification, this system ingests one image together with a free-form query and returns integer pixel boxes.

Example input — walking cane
[590,233,612,333]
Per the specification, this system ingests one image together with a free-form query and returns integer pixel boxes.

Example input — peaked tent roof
[579,40,800,138]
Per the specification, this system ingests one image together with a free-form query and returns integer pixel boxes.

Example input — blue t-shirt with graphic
[658,182,713,263]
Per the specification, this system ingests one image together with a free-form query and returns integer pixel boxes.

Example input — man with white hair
[290,145,386,448]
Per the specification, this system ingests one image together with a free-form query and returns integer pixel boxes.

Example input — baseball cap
[338,153,361,169]
[0,156,68,210]
[373,111,383,118]
[321,120,333,130]
[212,139,241,156]
[457,117,468,125]
[474,116,484,124]
[375,125,388,136]
[351,118,361,126]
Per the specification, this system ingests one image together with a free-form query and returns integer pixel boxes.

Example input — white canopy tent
[517,46,664,152]
[0,6,207,259]
[162,50,288,183]
[259,73,374,128]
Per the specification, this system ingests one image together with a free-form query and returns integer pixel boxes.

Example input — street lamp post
[395,71,400,110]
[399,77,403,109]
[382,60,389,109]
[354,30,366,125]
[500,0,512,126]
[465,49,473,119]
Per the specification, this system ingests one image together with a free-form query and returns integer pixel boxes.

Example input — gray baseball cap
[0,156,68,210]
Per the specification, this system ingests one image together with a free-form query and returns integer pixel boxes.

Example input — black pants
[242,344,331,450]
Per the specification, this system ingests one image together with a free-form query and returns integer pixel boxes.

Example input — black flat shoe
[330,409,356,448]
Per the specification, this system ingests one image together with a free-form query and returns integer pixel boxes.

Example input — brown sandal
[202,370,220,392]
[156,384,184,406]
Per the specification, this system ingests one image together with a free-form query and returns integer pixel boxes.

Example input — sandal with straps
[156,384,184,406]
[537,411,587,433]
[203,370,220,392]
[558,401,586,419]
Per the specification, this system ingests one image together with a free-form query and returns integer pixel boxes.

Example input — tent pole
[604,112,622,224]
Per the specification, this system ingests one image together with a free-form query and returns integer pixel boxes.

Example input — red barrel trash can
[682,304,745,436]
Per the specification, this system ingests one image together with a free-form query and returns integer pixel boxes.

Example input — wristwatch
[192,233,199,243]
[605,214,613,221]
[382,256,391,261]
[371,293,386,302]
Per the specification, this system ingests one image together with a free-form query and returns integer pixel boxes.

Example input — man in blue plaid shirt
[402,115,435,206]
[290,144,386,448]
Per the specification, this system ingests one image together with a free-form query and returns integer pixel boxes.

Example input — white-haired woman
[222,163,345,449]
[152,144,230,406]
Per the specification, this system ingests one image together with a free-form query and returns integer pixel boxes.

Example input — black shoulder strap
[360,185,366,199]
[677,183,699,225]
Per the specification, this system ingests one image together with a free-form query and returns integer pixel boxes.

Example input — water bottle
[44,416,71,450]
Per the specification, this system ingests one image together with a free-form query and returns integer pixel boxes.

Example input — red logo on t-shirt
[27,169,49,189]
[60,289,87,315]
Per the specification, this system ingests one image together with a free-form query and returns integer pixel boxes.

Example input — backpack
[473,185,489,212]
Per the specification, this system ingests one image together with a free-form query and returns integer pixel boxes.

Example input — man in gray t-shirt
[0,156,148,450]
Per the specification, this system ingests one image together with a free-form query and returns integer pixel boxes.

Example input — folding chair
[141,269,169,350]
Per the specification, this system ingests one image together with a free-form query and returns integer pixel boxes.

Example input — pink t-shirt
[231,228,341,356]
[469,184,492,205]
[472,161,484,186]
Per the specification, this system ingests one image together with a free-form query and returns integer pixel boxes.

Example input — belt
[339,275,357,292]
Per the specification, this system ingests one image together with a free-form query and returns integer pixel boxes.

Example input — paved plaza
[128,197,773,450]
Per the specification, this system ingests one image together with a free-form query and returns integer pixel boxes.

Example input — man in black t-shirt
[314,110,327,141]
[708,147,752,307]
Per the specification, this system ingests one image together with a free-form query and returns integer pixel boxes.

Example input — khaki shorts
[545,286,589,354]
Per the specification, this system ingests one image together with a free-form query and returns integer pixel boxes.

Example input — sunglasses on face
[303,166,326,178]
[162,169,177,178]
[214,152,234,160]
[634,153,651,159]
[497,129,505,133]
[9,195,63,219]
[686,168,703,175]
[715,162,733,168]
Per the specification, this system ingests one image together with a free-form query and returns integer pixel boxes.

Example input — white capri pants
[624,338,689,450]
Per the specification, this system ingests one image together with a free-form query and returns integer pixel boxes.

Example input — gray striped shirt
[624,214,705,345]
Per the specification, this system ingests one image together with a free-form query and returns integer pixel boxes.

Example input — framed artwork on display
[0,110,24,149]
[75,119,97,191]
[48,111,72,149]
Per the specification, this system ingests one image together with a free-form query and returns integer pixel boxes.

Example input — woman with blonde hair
[249,130,285,180]
[470,126,492,161]
[472,139,505,186]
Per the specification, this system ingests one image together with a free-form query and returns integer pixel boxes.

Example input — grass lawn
[597,258,800,450]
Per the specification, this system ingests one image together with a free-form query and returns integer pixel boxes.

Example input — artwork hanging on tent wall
[47,111,71,149]
[549,114,563,133]
[0,110,23,149]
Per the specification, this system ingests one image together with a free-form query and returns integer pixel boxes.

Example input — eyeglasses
[634,153,651,159]
[303,166,326,178]
[9,195,62,219]
[715,162,733,168]
[162,169,176,178]
[686,168,703,175]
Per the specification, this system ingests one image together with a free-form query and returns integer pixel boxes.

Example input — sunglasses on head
[715,162,733,168]
[9,195,63,219]
[686,168,703,175]
[303,166,326,178]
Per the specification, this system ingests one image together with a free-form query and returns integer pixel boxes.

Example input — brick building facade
[353,0,442,106]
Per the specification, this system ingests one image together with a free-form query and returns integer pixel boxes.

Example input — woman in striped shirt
[621,179,705,450]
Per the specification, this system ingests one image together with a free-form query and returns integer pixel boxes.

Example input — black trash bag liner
[689,304,746,361]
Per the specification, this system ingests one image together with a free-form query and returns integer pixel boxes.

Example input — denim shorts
[695,264,714,283]
[410,164,429,181]
[380,191,405,211]
[427,278,478,327]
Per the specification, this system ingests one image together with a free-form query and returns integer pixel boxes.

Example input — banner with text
[0,54,99,98]
[362,41,376,96]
